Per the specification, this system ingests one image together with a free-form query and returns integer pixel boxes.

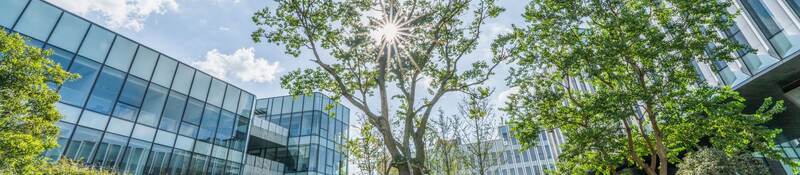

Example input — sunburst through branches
[368,0,423,70]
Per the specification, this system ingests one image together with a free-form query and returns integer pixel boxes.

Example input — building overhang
[734,53,800,142]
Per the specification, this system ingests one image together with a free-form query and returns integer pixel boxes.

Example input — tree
[251,0,505,174]
[429,109,466,175]
[0,30,76,174]
[346,114,390,175]
[461,90,503,175]
[497,0,793,174]
[676,147,769,175]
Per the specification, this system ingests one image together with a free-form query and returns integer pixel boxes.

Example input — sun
[367,0,421,70]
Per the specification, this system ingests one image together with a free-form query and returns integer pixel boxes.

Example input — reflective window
[60,57,101,107]
[79,106,110,131]
[222,85,241,112]
[183,98,205,125]
[207,79,226,107]
[78,25,114,63]
[190,72,211,100]
[271,97,283,115]
[138,84,168,126]
[106,117,134,136]
[114,76,147,121]
[282,96,293,113]
[216,111,235,147]
[233,116,248,151]
[129,46,158,80]
[301,113,312,136]
[168,149,191,174]
[144,144,172,175]
[198,105,220,142]
[86,67,125,114]
[45,45,74,69]
[105,37,137,71]
[189,154,208,174]
[44,121,74,160]
[226,162,242,175]
[237,93,254,117]
[179,122,199,138]
[132,124,156,142]
[56,102,81,124]
[209,158,226,174]
[172,64,194,94]
[119,139,151,174]
[789,0,800,19]
[91,132,128,169]
[14,0,61,41]
[64,126,102,163]
[48,13,89,52]
[160,91,187,132]
[0,0,29,28]
[152,55,177,87]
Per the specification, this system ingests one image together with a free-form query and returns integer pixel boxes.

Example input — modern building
[0,0,349,174]
[690,0,800,174]
[249,93,351,175]
[478,126,563,175]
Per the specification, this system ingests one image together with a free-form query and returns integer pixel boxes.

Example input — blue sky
[47,0,528,126]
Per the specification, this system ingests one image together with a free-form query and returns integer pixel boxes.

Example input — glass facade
[0,0,254,174]
[250,93,350,175]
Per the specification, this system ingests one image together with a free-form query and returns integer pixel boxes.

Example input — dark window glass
[129,46,158,80]
[742,0,782,37]
[189,72,211,100]
[183,98,204,125]
[189,154,208,174]
[119,139,151,174]
[168,149,191,174]
[86,67,125,114]
[14,0,61,41]
[222,85,240,112]
[209,158,226,175]
[160,91,187,132]
[106,37,137,72]
[138,84,168,126]
[198,105,220,142]
[91,132,128,168]
[45,45,74,69]
[290,113,301,137]
[216,111,235,146]
[60,57,101,107]
[237,93,254,117]
[63,126,102,163]
[233,116,249,151]
[172,64,194,94]
[48,13,89,52]
[0,0,29,28]
[78,25,115,63]
[152,55,177,87]
[118,75,147,107]
[144,144,172,175]
[301,112,312,136]
[207,79,226,107]
[789,0,800,19]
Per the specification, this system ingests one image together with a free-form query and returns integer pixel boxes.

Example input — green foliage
[0,30,77,174]
[40,159,116,175]
[497,0,792,174]
[676,147,769,175]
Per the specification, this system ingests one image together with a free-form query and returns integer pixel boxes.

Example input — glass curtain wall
[0,1,255,174]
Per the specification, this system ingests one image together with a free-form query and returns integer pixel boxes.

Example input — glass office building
[250,93,350,175]
[1,0,255,174]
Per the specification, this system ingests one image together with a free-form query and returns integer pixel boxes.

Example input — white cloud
[495,87,519,108]
[193,47,281,83]
[48,0,178,31]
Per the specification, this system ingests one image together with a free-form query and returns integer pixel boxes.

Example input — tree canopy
[497,0,793,174]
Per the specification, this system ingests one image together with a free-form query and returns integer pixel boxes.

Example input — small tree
[346,114,390,175]
[429,109,466,175]
[676,147,769,175]
[497,0,793,174]
[0,30,76,174]
[461,89,502,175]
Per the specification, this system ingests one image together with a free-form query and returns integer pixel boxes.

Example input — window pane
[152,55,177,87]
[160,91,187,132]
[207,79,226,107]
[64,126,102,163]
[45,44,75,70]
[60,57,101,107]
[48,13,89,52]
[144,144,172,175]
[222,85,241,112]
[216,111,235,147]
[138,84,168,127]
[183,98,205,125]
[168,149,191,174]
[118,75,147,107]
[301,113,312,136]
[198,105,220,142]
[91,132,128,168]
[44,121,74,160]
[0,0,28,28]
[189,154,208,174]
[86,67,125,114]
[106,117,134,136]
[190,72,211,100]
[172,64,194,94]
[129,46,158,80]
[179,122,199,138]
[132,124,156,142]
[14,0,61,41]
[56,102,81,124]
[743,0,782,36]
[237,93,254,117]
[106,37,137,71]
[233,116,248,151]
[78,25,115,63]
[119,138,151,174]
